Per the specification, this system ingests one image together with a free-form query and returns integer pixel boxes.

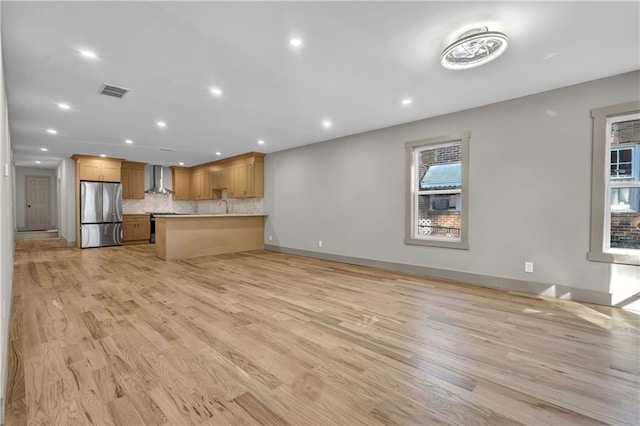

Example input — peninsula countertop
[155,214,266,260]
[158,213,267,218]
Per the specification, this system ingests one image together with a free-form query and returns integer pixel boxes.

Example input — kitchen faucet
[219,199,229,214]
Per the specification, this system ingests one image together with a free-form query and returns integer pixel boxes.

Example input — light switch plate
[3,163,8,177]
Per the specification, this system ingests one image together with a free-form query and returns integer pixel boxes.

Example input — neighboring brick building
[417,145,462,238]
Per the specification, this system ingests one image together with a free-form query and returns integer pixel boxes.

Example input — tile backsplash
[123,191,264,215]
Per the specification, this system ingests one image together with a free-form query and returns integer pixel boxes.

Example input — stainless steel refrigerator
[80,181,123,248]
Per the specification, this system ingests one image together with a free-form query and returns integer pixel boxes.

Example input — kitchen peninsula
[155,214,266,260]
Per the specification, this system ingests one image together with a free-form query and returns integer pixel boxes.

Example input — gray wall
[15,166,57,230]
[265,71,640,304]
[0,4,15,421]
[56,158,75,245]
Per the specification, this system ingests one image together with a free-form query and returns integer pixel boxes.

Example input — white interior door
[26,175,50,230]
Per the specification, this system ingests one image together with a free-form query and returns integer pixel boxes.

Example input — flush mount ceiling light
[441,26,508,70]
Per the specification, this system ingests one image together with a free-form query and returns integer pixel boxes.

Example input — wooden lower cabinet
[123,214,150,244]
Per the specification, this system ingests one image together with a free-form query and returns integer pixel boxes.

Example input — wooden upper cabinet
[72,154,123,182]
[210,167,227,190]
[121,161,146,199]
[171,166,191,200]
[228,154,264,198]
[191,167,213,200]
[170,152,264,200]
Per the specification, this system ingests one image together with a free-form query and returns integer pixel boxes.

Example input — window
[405,132,469,249]
[589,101,640,265]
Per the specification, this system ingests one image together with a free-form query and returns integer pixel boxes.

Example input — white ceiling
[2,1,639,168]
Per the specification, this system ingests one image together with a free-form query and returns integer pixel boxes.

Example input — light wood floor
[4,241,639,425]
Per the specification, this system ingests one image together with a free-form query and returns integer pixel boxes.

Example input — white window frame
[405,132,470,249]
[588,101,640,265]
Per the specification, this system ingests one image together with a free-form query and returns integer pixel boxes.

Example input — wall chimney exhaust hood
[145,165,173,194]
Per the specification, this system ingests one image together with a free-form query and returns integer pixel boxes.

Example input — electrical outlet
[318,240,323,248]
[268,235,273,241]
[524,261,534,273]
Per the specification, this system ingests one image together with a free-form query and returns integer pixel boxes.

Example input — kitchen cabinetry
[72,155,123,182]
[191,167,212,200]
[121,161,146,199]
[123,214,150,244]
[170,152,264,200]
[170,166,191,200]
[210,167,228,190]
[227,154,264,198]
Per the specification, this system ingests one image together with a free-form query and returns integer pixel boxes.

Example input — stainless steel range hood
[145,165,173,194]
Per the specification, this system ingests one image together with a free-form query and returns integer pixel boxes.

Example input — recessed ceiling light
[289,38,303,48]
[57,103,71,110]
[78,49,97,60]
[441,26,508,70]
[210,87,223,96]
[216,152,222,156]
[402,98,412,106]
[35,161,41,164]
[258,139,265,145]
[47,129,58,134]
[40,148,48,152]
[322,119,332,129]
[100,154,106,158]
[125,139,133,144]
[179,162,184,166]
[157,121,167,128]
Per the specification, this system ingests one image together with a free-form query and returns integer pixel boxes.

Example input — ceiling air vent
[99,83,129,98]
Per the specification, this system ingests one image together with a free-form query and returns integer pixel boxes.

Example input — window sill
[405,237,469,250]
[587,251,640,266]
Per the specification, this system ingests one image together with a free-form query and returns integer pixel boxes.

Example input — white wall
[15,166,57,230]
[56,158,75,245]
[0,3,16,420]
[265,71,640,304]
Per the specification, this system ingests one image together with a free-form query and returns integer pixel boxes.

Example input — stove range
[149,212,176,243]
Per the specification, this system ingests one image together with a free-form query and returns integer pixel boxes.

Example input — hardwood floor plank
[233,391,290,426]
[5,336,25,405]
[5,243,639,425]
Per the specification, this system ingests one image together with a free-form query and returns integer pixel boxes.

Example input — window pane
[618,163,633,177]
[417,194,461,239]
[610,188,640,250]
[589,104,640,264]
[418,144,462,191]
[619,149,632,162]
